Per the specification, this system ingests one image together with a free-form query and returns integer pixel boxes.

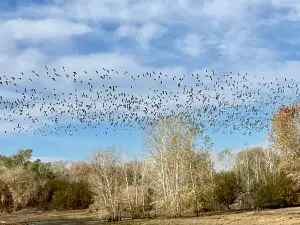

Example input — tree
[234,146,279,209]
[213,171,240,210]
[88,147,124,221]
[0,149,33,169]
[49,179,92,210]
[185,144,215,216]
[0,166,40,211]
[217,149,235,172]
[251,171,298,209]
[271,102,300,186]
[0,177,13,212]
[28,159,56,180]
[122,158,150,219]
[146,114,211,217]
[0,150,93,212]
[271,102,300,157]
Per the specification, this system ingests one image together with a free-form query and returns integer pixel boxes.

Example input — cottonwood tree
[234,146,279,208]
[146,115,212,217]
[271,102,300,186]
[272,102,300,157]
[185,147,215,216]
[122,158,133,216]
[88,147,124,221]
[122,158,151,218]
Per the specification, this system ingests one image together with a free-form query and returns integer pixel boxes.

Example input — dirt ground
[2,207,300,225]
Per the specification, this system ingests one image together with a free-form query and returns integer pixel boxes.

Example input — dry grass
[0,209,98,224]
[2,207,300,225]
[112,207,300,225]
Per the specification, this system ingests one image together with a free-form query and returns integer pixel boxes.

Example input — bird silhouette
[0,67,297,137]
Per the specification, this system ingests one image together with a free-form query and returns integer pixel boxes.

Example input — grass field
[2,207,300,225]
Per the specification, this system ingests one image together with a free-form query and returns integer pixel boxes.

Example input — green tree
[213,171,241,210]
[252,172,298,209]
[28,159,56,180]
[0,149,33,169]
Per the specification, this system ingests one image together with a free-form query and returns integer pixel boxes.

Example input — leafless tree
[0,166,40,211]
[88,147,124,221]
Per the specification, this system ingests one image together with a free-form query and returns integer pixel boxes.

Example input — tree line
[1,104,300,222]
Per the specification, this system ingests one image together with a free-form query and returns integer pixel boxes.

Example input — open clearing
[2,207,300,225]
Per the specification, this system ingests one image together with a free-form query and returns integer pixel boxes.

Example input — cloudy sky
[0,0,299,161]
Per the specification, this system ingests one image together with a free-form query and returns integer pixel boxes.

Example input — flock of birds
[0,66,299,137]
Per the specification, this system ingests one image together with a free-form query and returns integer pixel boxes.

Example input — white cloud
[216,29,278,66]
[138,22,168,48]
[52,0,177,23]
[270,0,300,9]
[16,0,253,26]
[0,0,299,147]
[201,0,244,20]
[53,52,142,74]
[117,22,167,49]
[1,18,92,41]
[117,24,136,37]
[0,32,17,54]
[175,33,202,56]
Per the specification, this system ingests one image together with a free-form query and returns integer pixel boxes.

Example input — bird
[0,66,296,139]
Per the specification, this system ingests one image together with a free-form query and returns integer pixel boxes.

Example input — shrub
[213,171,241,210]
[46,179,92,210]
[252,172,298,209]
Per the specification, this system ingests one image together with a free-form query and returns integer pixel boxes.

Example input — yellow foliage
[272,103,300,156]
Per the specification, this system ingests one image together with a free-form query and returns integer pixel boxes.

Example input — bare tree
[217,149,236,172]
[234,146,279,209]
[88,147,124,221]
[0,166,39,211]
[121,158,150,218]
[145,115,206,217]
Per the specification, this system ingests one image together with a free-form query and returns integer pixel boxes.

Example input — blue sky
[0,0,300,162]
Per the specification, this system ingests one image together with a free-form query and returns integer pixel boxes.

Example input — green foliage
[28,159,56,180]
[0,150,55,180]
[128,206,144,219]
[0,149,32,169]
[1,142,300,217]
[47,179,92,210]
[213,171,241,210]
[252,172,298,209]
[0,150,92,212]
[196,187,216,213]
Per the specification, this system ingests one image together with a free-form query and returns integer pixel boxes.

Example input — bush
[45,179,92,210]
[252,181,280,209]
[198,187,216,213]
[128,206,143,219]
[252,173,298,209]
[0,182,13,213]
[213,171,241,210]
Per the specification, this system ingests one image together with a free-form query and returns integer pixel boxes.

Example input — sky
[0,0,300,162]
